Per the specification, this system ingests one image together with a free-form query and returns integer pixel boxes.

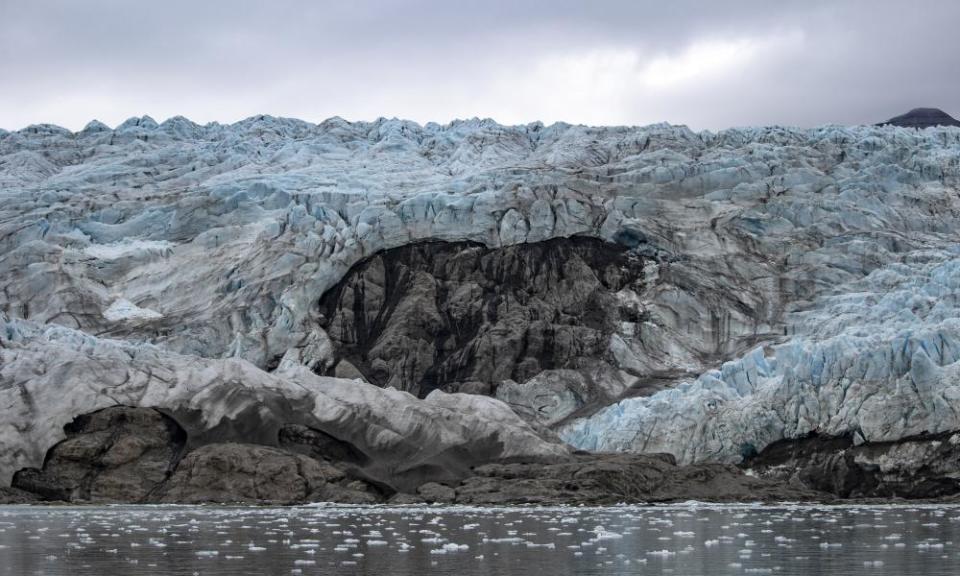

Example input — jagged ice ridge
[2,113,960,485]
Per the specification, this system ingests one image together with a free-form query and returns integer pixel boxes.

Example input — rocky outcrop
[0,487,40,504]
[13,404,960,505]
[155,443,380,504]
[11,407,185,502]
[2,404,824,505]
[744,432,960,499]
[316,236,696,423]
[879,107,960,128]
[417,481,457,503]
[318,237,647,398]
[4,406,387,505]
[453,453,818,505]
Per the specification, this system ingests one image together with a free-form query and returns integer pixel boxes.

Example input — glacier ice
[102,298,163,321]
[0,313,567,488]
[2,114,960,478]
[560,250,960,463]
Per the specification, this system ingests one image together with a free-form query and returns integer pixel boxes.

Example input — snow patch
[103,299,163,322]
[84,240,173,260]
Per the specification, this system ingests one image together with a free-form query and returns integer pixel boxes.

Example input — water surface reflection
[2,503,959,575]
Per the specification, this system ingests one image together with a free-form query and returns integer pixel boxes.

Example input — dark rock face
[9,407,387,505]
[15,407,960,505]
[318,237,647,397]
[388,492,426,504]
[155,443,379,504]
[0,486,40,504]
[417,481,456,503]
[11,406,186,502]
[745,432,960,499]
[879,107,960,128]
[452,453,817,505]
[7,407,819,506]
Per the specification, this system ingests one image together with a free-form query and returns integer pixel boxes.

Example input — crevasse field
[3,117,960,479]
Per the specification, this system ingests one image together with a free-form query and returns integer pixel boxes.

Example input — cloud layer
[1,0,958,130]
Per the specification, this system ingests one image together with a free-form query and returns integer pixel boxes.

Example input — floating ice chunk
[592,525,623,540]
[647,549,676,557]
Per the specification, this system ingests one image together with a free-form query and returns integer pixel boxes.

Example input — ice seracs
[1,113,960,490]
[559,252,960,464]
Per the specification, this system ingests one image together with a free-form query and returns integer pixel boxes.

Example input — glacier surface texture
[2,114,960,488]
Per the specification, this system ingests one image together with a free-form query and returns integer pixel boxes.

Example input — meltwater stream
[2,504,960,575]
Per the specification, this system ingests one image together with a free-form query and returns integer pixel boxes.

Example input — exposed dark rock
[388,492,425,505]
[878,107,960,128]
[7,406,393,505]
[7,403,559,504]
[321,480,383,505]
[17,408,960,505]
[0,486,41,504]
[154,443,381,504]
[452,453,819,505]
[317,237,648,398]
[417,481,456,503]
[11,406,186,502]
[744,432,960,499]
[315,236,781,430]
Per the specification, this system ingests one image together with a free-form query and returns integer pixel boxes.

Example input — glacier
[2,113,960,501]
[560,253,960,463]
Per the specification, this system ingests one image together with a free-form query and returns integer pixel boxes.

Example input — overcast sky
[1,0,958,131]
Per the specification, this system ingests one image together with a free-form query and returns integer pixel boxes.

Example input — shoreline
[6,499,960,509]
[6,406,960,508]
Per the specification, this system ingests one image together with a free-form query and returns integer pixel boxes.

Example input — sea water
[2,503,959,575]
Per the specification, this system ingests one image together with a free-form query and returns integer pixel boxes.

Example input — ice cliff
[2,114,960,486]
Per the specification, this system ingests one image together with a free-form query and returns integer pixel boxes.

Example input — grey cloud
[0,0,957,130]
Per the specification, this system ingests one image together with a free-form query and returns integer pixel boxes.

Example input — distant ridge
[878,107,960,128]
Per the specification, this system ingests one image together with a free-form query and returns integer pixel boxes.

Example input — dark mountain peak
[879,107,960,128]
